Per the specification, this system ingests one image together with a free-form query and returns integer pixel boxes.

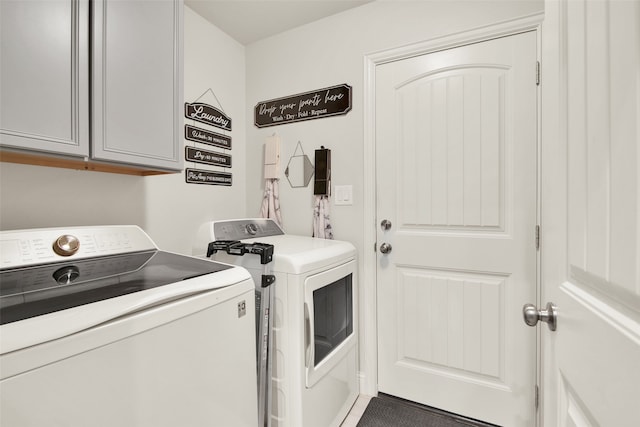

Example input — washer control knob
[246,223,258,235]
[53,235,80,257]
[53,266,80,285]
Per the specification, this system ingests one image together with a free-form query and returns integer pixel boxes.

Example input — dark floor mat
[356,395,498,427]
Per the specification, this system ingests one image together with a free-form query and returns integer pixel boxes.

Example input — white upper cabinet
[0,0,183,173]
[91,0,183,171]
[0,0,90,156]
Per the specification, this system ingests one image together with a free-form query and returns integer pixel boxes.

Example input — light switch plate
[334,185,353,206]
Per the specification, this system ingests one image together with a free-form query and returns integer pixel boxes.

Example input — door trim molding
[361,11,544,397]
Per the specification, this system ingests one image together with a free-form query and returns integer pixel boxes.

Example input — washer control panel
[0,226,157,269]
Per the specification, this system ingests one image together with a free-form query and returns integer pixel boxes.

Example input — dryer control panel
[212,219,284,241]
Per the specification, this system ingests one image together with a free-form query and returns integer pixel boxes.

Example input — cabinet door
[92,0,183,171]
[0,0,89,156]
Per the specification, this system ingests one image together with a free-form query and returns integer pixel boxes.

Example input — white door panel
[376,32,537,426]
[542,0,640,425]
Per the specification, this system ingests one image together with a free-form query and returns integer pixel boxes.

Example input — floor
[340,395,373,427]
[340,394,499,427]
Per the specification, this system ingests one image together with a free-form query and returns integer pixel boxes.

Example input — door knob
[381,219,392,231]
[379,242,392,254]
[522,302,557,331]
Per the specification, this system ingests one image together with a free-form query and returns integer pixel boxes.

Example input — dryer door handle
[304,303,312,368]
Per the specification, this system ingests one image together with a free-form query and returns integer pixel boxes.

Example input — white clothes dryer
[194,219,358,427]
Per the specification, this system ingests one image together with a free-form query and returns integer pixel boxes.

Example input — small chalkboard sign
[185,168,232,186]
[185,147,231,168]
[185,125,232,150]
[185,102,232,131]
[254,84,352,128]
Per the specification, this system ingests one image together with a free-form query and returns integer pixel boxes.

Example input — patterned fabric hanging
[312,195,333,239]
[260,178,283,227]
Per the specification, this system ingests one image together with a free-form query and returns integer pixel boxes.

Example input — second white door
[376,31,538,426]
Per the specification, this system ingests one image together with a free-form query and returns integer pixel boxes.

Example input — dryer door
[304,259,356,388]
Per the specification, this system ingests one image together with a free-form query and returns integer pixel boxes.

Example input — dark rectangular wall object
[314,147,331,195]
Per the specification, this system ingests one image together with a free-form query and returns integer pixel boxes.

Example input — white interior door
[541,0,640,425]
[375,32,538,426]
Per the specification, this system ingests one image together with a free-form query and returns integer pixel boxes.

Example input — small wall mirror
[285,141,314,188]
[285,154,314,188]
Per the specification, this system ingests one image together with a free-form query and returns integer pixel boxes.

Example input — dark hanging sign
[254,84,352,128]
[185,168,232,186]
[185,125,232,150]
[185,146,231,168]
[184,102,232,131]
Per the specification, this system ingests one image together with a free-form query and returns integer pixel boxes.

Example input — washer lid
[0,257,251,355]
[0,251,232,326]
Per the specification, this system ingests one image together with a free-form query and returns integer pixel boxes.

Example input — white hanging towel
[312,195,333,239]
[260,135,283,227]
[260,179,283,227]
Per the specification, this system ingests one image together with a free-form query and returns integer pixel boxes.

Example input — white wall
[0,6,246,256]
[245,0,543,392]
[246,0,544,240]
[0,163,147,230]
[145,6,246,254]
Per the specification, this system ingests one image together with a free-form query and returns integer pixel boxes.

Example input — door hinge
[535,384,540,410]
[535,225,540,250]
[374,242,377,252]
[536,61,541,86]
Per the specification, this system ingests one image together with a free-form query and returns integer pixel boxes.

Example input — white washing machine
[194,219,359,427]
[1,225,258,427]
